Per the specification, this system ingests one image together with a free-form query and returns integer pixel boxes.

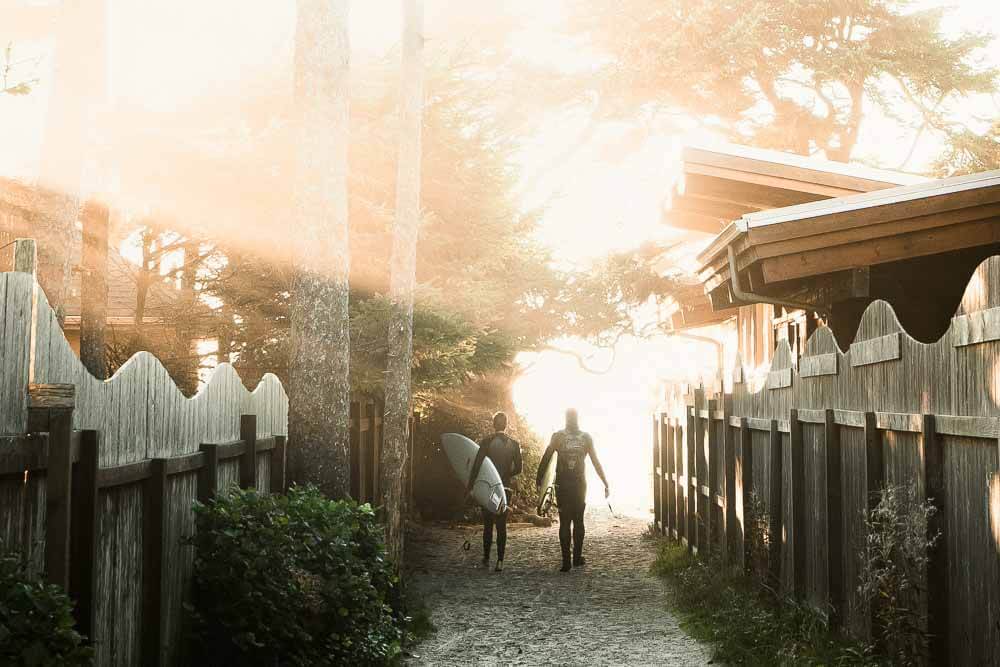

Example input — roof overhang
[698,169,1000,307]
[661,142,926,236]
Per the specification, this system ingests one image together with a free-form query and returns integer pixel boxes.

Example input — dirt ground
[404,506,710,666]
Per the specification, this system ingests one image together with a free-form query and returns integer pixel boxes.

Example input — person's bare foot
[494,560,504,573]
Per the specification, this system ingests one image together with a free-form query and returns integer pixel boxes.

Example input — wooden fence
[0,241,413,665]
[652,255,1000,667]
[0,244,289,665]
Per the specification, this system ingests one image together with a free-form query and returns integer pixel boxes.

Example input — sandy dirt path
[405,507,710,666]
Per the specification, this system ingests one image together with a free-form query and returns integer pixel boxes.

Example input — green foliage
[856,484,938,666]
[187,486,404,666]
[934,119,1000,175]
[0,544,93,666]
[573,0,998,162]
[651,541,880,666]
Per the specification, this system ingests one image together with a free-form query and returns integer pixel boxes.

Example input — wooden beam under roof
[671,192,757,221]
[660,208,731,234]
[760,218,1000,284]
[680,173,822,210]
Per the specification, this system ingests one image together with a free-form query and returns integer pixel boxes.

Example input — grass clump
[652,541,879,666]
[857,484,938,666]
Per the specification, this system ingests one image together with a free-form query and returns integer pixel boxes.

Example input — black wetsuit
[470,432,522,560]
[537,428,607,565]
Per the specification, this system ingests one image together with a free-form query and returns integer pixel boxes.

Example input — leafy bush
[0,543,93,666]
[857,484,938,666]
[187,485,404,666]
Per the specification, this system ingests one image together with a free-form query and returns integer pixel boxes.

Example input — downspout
[727,244,829,318]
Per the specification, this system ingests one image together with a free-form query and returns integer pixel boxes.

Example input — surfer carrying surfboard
[536,408,609,572]
[466,412,523,572]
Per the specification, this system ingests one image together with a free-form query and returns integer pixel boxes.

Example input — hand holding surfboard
[441,433,508,514]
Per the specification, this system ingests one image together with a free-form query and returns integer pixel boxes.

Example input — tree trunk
[381,0,425,565]
[135,230,153,331]
[178,239,201,392]
[36,0,106,322]
[287,0,353,498]
[79,200,109,379]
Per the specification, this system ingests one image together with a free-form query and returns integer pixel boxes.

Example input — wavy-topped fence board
[0,272,287,465]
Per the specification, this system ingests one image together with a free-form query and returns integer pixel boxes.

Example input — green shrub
[187,485,404,666]
[0,543,93,666]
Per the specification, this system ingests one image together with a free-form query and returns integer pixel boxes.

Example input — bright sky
[2,0,998,512]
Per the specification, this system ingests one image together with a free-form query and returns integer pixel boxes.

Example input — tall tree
[287,0,353,498]
[79,200,109,379]
[381,0,425,563]
[36,0,107,321]
[572,0,997,161]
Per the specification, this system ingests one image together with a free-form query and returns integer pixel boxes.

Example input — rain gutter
[726,244,829,318]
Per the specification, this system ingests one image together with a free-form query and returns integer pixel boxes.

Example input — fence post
[271,435,287,494]
[863,412,883,513]
[705,398,717,556]
[661,415,672,537]
[652,414,661,532]
[825,409,844,626]
[350,401,361,500]
[674,414,691,545]
[198,443,220,502]
[70,429,99,639]
[359,401,370,502]
[30,383,75,591]
[767,418,782,586]
[408,411,420,515]
[863,411,883,640]
[13,237,37,275]
[724,401,736,565]
[686,399,697,553]
[789,409,806,599]
[738,417,753,573]
[239,414,257,489]
[923,414,949,663]
[142,458,168,667]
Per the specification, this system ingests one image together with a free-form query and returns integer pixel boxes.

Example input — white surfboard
[441,433,508,514]
[536,451,557,516]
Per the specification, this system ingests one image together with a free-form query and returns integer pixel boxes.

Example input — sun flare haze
[3,1,1000,663]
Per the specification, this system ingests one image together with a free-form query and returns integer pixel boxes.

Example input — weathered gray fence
[653,255,1000,667]
[0,245,289,666]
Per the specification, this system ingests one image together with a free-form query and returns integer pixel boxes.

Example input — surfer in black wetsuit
[467,412,522,572]
[536,408,609,572]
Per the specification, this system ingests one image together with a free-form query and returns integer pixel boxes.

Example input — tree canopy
[571,0,998,163]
